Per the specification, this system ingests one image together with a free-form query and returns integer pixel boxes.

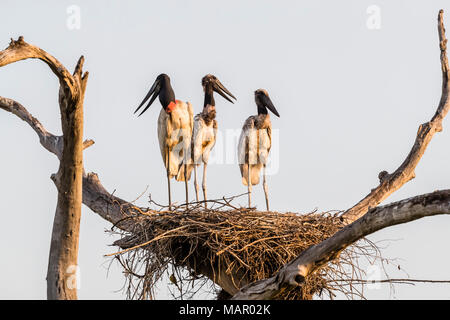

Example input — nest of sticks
[108,194,384,300]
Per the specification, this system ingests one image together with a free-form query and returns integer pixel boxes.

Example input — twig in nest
[108,193,391,300]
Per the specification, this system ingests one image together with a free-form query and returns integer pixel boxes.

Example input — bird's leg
[166,147,172,211]
[202,163,208,209]
[194,165,199,202]
[184,163,189,210]
[247,163,252,208]
[263,164,269,211]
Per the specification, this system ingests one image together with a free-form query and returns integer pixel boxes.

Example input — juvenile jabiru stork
[190,74,236,207]
[134,74,193,210]
[238,89,280,210]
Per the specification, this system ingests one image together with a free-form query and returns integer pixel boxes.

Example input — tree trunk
[0,38,88,299]
[46,71,86,299]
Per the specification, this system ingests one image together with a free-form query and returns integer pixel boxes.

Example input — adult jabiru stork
[238,89,280,210]
[187,74,236,207]
[134,73,193,210]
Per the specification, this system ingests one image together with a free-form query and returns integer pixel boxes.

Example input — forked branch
[0,36,89,300]
[231,10,450,300]
[232,190,450,299]
[1,10,449,300]
[0,97,94,159]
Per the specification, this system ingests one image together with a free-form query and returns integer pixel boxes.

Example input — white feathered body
[157,100,193,181]
[179,105,218,179]
[238,114,272,186]
[192,113,217,165]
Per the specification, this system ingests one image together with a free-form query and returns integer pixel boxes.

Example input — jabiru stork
[191,74,236,207]
[134,73,193,210]
[237,89,280,210]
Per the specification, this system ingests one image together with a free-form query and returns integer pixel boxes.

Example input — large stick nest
[108,195,383,300]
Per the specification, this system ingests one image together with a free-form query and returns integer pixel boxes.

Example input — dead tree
[0,37,90,299]
[0,10,449,300]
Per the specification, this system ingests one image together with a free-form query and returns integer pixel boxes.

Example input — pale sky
[1,0,450,299]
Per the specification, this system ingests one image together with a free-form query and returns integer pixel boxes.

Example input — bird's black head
[156,73,171,87]
[134,73,175,116]
[201,74,216,88]
[254,89,280,117]
[201,74,236,106]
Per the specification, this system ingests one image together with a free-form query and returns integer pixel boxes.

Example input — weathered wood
[0,96,62,158]
[3,91,449,299]
[0,94,256,295]
[0,37,78,93]
[1,10,449,300]
[232,190,450,299]
[46,55,87,300]
[341,10,450,224]
[231,10,450,300]
[0,37,88,300]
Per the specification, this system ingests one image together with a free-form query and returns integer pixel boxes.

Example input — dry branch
[0,37,79,94]
[231,10,450,299]
[341,10,450,224]
[0,37,88,300]
[107,199,380,300]
[0,93,137,230]
[232,190,450,299]
[0,97,94,159]
[1,10,449,301]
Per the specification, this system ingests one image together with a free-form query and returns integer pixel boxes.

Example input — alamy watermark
[66,5,81,30]
[169,127,280,175]
[366,264,381,290]
[66,264,81,290]
[366,5,381,30]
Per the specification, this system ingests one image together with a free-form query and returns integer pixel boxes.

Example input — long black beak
[262,94,280,117]
[213,80,236,103]
[134,79,161,117]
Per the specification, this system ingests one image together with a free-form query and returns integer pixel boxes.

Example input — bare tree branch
[0,37,88,300]
[334,278,450,285]
[0,97,94,159]
[342,9,450,224]
[82,172,144,231]
[0,96,62,158]
[232,190,450,299]
[231,10,450,300]
[0,92,247,294]
[0,36,79,96]
[0,94,141,231]
[1,10,449,301]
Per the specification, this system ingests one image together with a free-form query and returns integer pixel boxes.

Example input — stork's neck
[203,85,215,108]
[159,79,176,111]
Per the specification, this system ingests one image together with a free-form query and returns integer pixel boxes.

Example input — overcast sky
[1,0,450,299]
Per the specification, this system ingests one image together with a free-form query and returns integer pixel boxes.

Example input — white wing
[157,108,169,166]
[174,101,194,181]
[237,118,251,169]
[190,115,218,164]
[157,101,193,180]
[258,125,272,165]
[192,115,205,165]
[238,116,262,186]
